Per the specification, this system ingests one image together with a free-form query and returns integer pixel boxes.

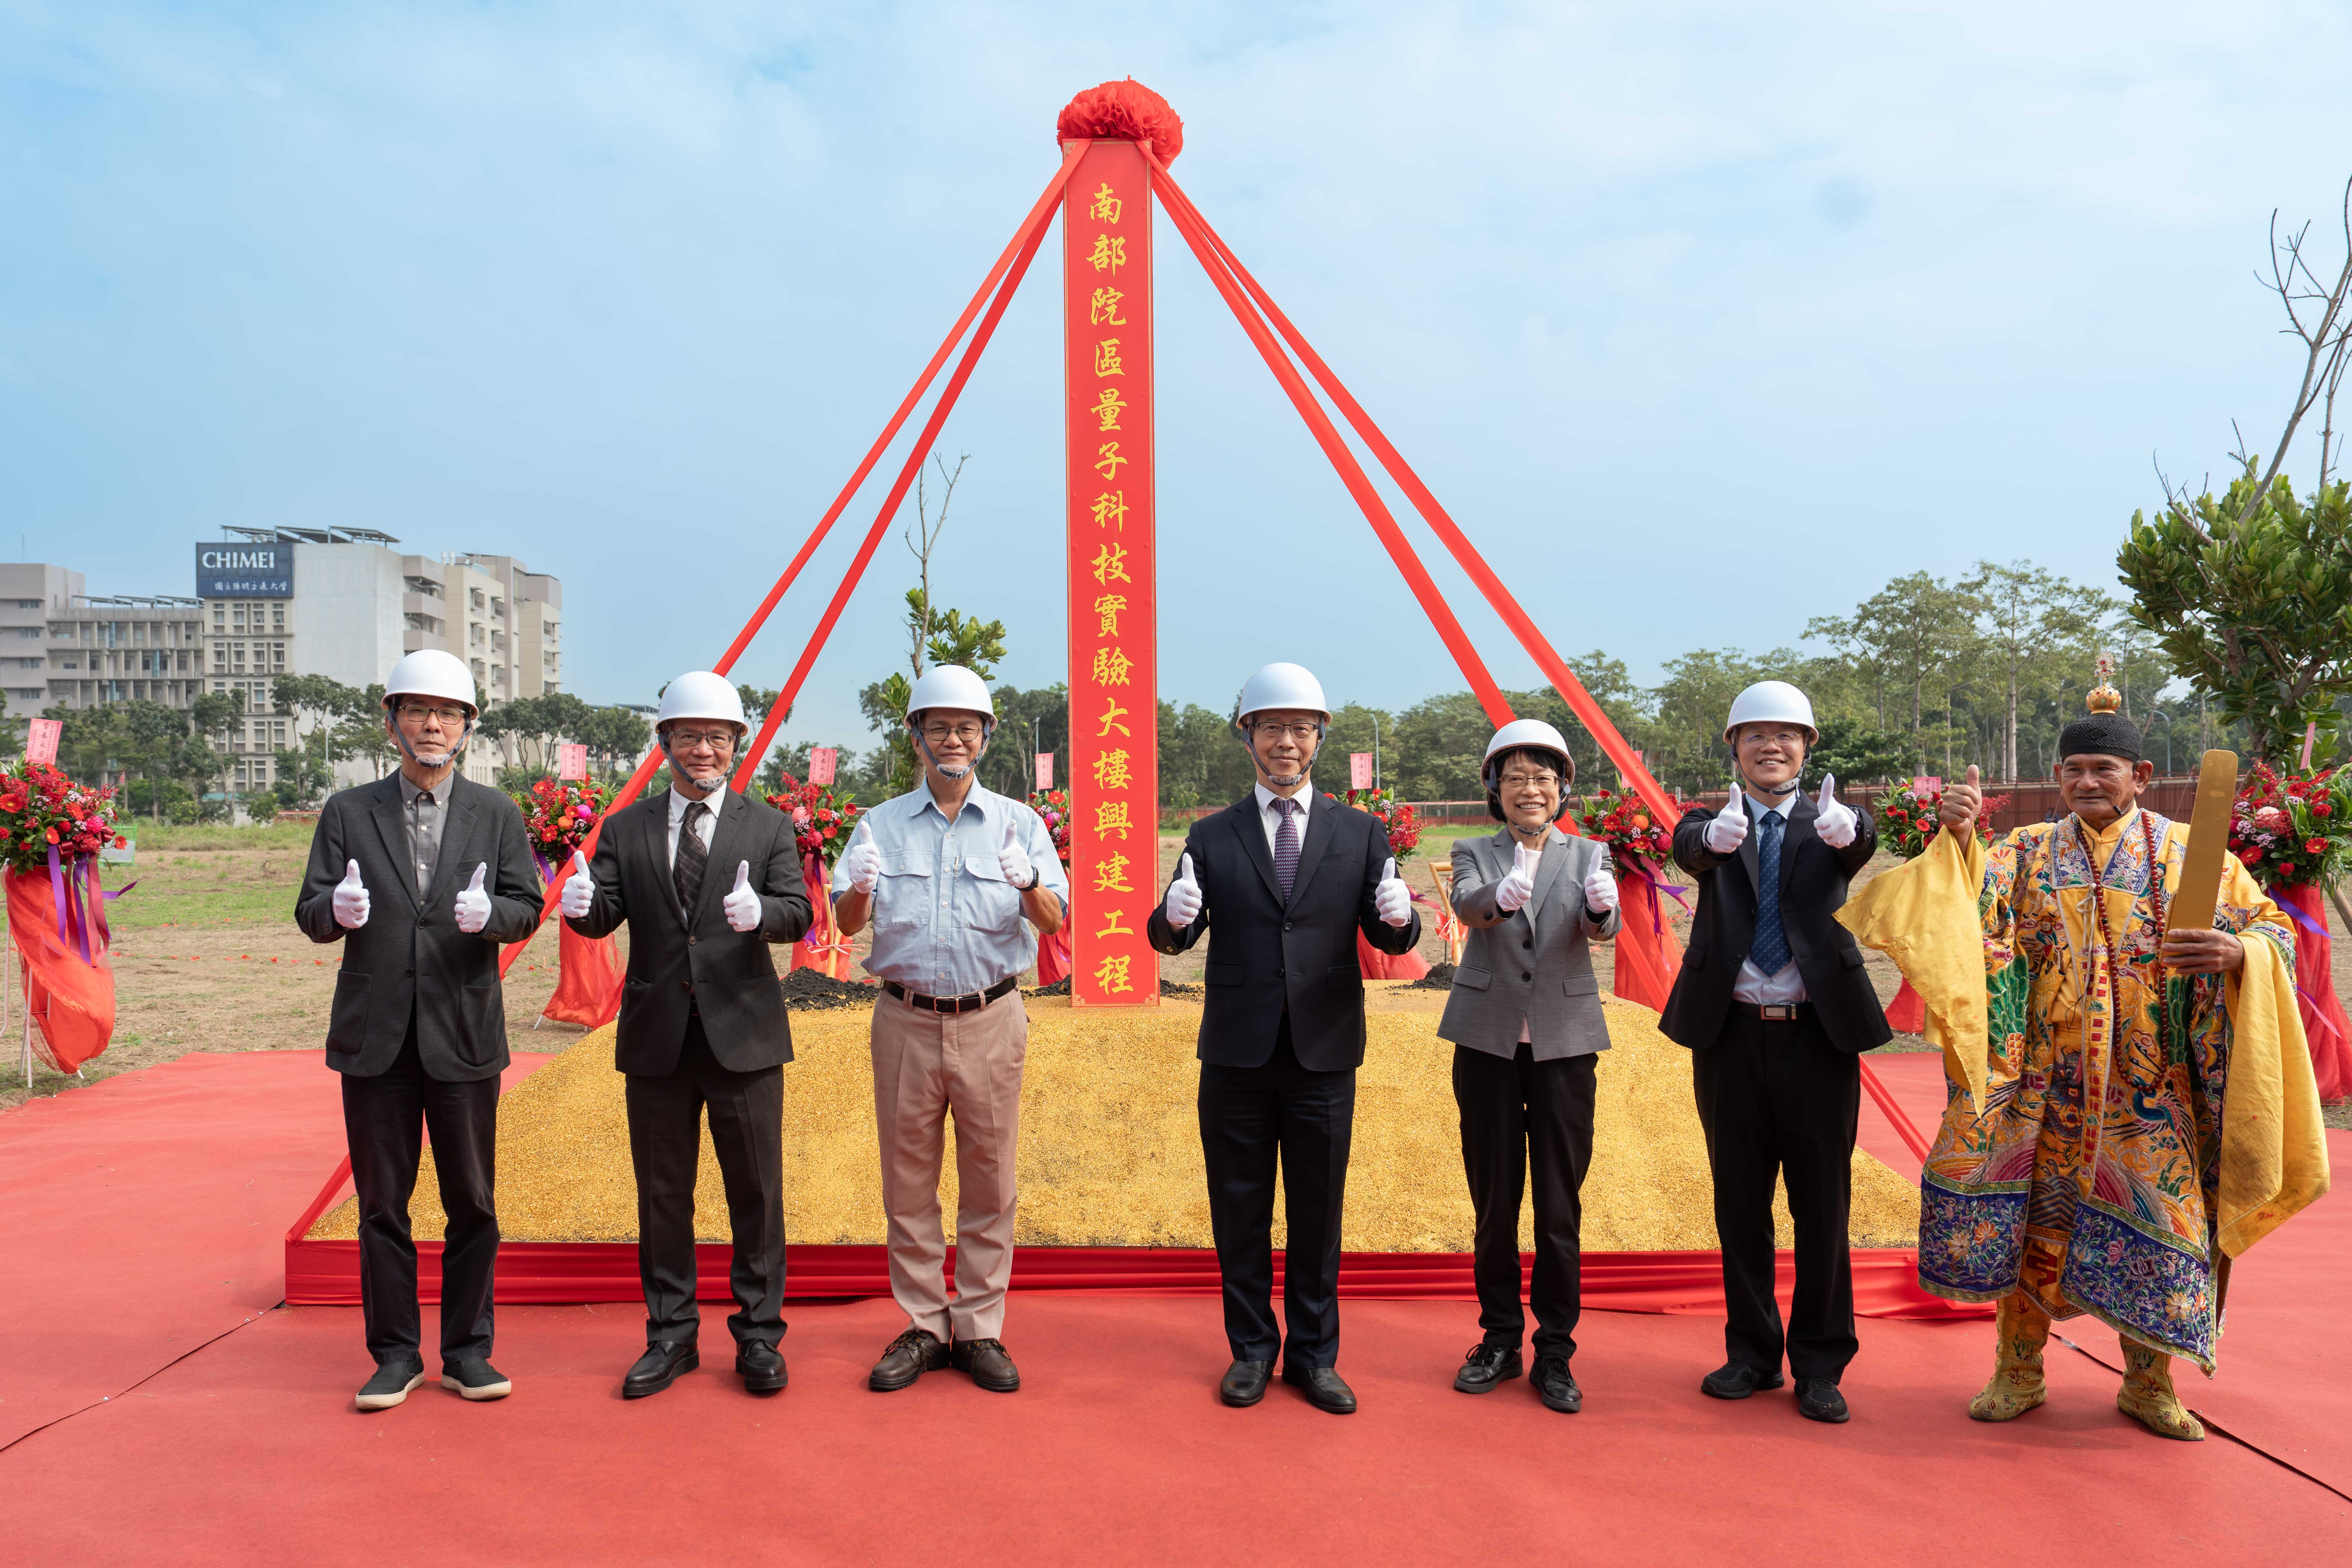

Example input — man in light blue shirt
[832,666,1067,1397]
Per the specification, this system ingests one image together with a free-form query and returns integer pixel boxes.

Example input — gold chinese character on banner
[1092,339,1123,377]
[1094,801,1133,839]
[1091,593,1127,635]
[1089,183,1122,224]
[1090,646,1132,687]
[1094,907,1135,938]
[1090,490,1127,531]
[1089,543,1131,584]
[1094,954,1134,993]
[1090,388,1127,431]
[1092,852,1133,894]
[1089,287,1126,326]
[1087,235,1126,274]
[1093,441,1127,481]
[1095,697,1132,738]
[1092,749,1132,789]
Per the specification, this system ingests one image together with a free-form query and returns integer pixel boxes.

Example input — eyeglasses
[1737,729,1807,748]
[1499,772,1559,789]
[1251,722,1320,743]
[667,729,738,753]
[920,723,986,745]
[397,704,470,728]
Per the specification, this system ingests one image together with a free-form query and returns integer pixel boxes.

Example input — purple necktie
[1274,797,1302,904]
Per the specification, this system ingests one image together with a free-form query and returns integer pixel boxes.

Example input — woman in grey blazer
[1439,718,1620,1414]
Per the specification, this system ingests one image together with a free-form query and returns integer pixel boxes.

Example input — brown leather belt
[884,975,1021,1015]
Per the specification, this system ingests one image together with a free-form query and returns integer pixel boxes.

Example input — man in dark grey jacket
[294,650,542,1412]
[1439,719,1619,1414]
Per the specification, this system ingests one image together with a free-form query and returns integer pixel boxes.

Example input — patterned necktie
[1273,797,1302,904]
[1752,809,1791,976]
[675,800,710,918]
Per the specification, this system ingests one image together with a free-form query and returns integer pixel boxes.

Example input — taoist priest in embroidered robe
[1839,686,2327,1441]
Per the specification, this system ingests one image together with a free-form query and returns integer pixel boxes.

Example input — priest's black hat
[2058,671,2140,762]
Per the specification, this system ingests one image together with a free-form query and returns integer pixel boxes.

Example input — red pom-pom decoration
[1056,78,1184,165]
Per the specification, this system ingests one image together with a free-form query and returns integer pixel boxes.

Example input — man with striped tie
[1660,680,1886,1424]
[561,672,812,1400]
[1148,663,1421,1414]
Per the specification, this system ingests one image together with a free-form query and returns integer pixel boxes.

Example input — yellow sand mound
[311,986,1919,1251]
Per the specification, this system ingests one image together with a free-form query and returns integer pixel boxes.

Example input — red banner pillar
[1063,138,1160,1007]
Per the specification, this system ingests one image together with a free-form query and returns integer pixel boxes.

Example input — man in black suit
[1147,663,1421,1415]
[560,671,813,1398]
[295,649,543,1412]
[1661,679,1887,1424]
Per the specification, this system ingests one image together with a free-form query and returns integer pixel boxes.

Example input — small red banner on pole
[1349,752,1374,789]
[556,744,587,781]
[808,747,837,786]
[24,718,59,766]
[1036,752,1054,789]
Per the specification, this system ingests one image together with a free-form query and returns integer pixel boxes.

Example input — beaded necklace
[2075,806,2169,1038]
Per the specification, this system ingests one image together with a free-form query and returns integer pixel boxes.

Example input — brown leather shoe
[868,1328,949,1392]
[951,1337,1021,1393]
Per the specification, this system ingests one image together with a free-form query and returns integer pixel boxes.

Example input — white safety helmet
[904,664,996,729]
[1481,718,1574,792]
[382,649,479,720]
[1234,662,1330,727]
[1722,680,1819,744]
[655,671,748,736]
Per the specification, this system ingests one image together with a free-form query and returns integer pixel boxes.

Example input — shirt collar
[1745,790,1796,822]
[1255,783,1313,817]
[917,777,993,825]
[399,770,454,808]
[671,783,728,823]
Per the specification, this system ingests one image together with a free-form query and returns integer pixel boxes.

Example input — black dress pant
[341,1024,500,1367]
[1453,1044,1596,1361]
[625,1011,786,1350]
[1197,1017,1355,1368]
[1691,1007,1860,1383]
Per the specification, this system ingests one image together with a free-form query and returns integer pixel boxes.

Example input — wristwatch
[1015,867,1042,892]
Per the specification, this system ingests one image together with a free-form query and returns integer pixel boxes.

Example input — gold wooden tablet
[2169,748,2239,932]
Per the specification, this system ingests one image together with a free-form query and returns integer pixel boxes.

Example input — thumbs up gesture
[839,817,883,895]
[454,862,491,934]
[1583,852,1619,915]
[1939,764,1983,841]
[332,858,370,929]
[1163,851,1203,927]
[1375,855,1413,928]
[560,850,596,919]
[723,859,762,933]
[1703,782,1751,855]
[1813,772,1859,848]
[1495,841,1539,913]
[996,820,1036,890]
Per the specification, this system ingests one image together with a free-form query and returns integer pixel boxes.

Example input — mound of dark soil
[1407,962,1457,991]
[779,967,882,1010]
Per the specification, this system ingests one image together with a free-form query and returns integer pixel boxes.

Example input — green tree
[1961,562,2108,781]
[1807,573,1983,771]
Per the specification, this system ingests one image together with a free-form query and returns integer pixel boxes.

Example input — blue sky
[6,2,2352,758]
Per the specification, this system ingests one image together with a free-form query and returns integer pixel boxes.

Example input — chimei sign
[195,543,293,598]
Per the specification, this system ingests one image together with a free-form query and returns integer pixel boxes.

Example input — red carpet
[3,1297,2344,1566]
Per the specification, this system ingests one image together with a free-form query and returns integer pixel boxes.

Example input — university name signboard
[195,543,294,598]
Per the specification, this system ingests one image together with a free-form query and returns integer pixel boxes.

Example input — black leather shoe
[439,1358,512,1401]
[1700,1360,1785,1400]
[355,1355,427,1412]
[1531,1355,1582,1413]
[622,1341,699,1400]
[1283,1363,1358,1415]
[735,1341,788,1395]
[1220,1359,1272,1407]
[951,1337,1020,1392]
[868,1328,949,1392]
[1795,1378,1850,1423]
[1454,1343,1524,1394]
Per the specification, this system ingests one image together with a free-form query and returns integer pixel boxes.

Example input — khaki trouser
[869,988,1027,1343]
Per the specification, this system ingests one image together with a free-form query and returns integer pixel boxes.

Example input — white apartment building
[0,562,206,726]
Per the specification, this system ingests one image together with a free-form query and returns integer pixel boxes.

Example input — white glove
[840,819,883,896]
[996,822,1035,890]
[1163,852,1202,927]
[1374,856,1412,928]
[1494,842,1538,913]
[332,858,370,929]
[454,862,491,934]
[723,860,762,933]
[560,850,596,919]
[1703,785,1750,855]
[1813,773,1859,849]
[1583,856,1618,915]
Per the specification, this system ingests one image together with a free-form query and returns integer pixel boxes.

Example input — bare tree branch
[2236,179,2352,524]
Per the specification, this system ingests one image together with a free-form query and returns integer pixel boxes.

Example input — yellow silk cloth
[1839,818,2328,1258]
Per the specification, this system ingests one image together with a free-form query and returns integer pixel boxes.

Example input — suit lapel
[1229,798,1282,907]
[366,776,419,910]
[643,791,679,921]
[421,782,480,914]
[1528,825,1569,933]
[692,790,749,928]
[1284,792,1339,908]
[1735,796,1762,904]
[1781,792,1818,896]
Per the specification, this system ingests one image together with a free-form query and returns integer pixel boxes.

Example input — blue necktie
[1751,810,1791,976]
